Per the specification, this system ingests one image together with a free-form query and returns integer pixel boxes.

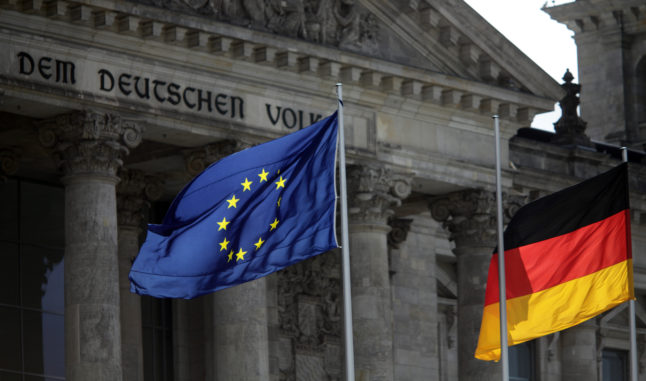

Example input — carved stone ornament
[552,69,593,147]
[277,252,342,381]
[117,168,164,228]
[346,165,411,225]
[0,147,20,180]
[184,139,239,176]
[37,111,143,177]
[387,217,413,249]
[439,303,456,349]
[138,0,379,55]
[429,190,526,248]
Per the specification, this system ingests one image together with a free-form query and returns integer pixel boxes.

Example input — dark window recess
[0,179,65,380]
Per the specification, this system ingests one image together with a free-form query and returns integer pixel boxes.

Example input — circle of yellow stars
[216,168,286,263]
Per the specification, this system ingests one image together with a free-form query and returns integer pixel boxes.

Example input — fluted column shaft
[39,111,142,381]
[347,165,410,381]
[430,190,523,381]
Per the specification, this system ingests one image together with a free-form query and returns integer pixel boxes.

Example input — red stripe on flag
[484,209,631,306]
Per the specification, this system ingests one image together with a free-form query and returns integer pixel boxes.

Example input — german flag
[475,163,634,361]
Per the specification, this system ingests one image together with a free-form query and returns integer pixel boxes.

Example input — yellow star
[217,217,230,231]
[254,237,265,250]
[275,176,286,189]
[277,197,281,207]
[258,168,269,182]
[270,218,279,231]
[227,250,234,262]
[241,178,253,191]
[219,237,229,251]
[235,248,247,261]
[227,195,239,208]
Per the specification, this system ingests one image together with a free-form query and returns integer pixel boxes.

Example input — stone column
[430,190,523,381]
[183,140,270,381]
[346,165,411,381]
[39,111,142,381]
[561,323,597,381]
[116,169,162,381]
[211,280,271,380]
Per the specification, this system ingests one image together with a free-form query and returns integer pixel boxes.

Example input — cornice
[545,1,646,35]
[1,0,557,121]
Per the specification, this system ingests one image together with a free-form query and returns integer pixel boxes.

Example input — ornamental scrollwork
[346,165,412,225]
[277,251,342,381]
[37,111,143,177]
[429,190,526,247]
[117,168,164,228]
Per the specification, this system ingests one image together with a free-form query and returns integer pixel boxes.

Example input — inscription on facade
[13,51,322,130]
[97,68,244,119]
[18,51,76,84]
[266,104,322,130]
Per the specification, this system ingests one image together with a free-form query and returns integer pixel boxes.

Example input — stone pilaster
[38,110,143,381]
[561,323,597,381]
[116,168,162,381]
[430,189,524,381]
[347,164,411,381]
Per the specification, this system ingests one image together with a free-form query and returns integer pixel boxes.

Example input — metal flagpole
[622,147,638,381]
[336,83,355,381]
[493,115,510,381]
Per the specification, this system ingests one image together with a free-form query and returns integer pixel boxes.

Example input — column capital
[429,189,525,248]
[38,110,143,178]
[117,168,163,229]
[347,165,411,225]
[0,147,20,180]
[387,217,413,249]
[183,139,240,176]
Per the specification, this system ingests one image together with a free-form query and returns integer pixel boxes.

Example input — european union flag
[130,113,339,298]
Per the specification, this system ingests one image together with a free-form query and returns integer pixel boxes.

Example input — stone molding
[116,168,163,228]
[429,189,525,248]
[545,2,646,35]
[183,139,240,176]
[346,165,411,225]
[0,0,552,122]
[38,110,143,177]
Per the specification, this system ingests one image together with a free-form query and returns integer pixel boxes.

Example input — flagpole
[623,147,638,381]
[493,115,510,381]
[336,83,355,381]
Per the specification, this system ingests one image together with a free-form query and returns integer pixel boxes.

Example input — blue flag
[130,113,339,298]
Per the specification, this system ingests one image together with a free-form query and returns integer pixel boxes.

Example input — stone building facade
[0,0,645,380]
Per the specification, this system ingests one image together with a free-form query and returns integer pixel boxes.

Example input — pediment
[127,0,562,100]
